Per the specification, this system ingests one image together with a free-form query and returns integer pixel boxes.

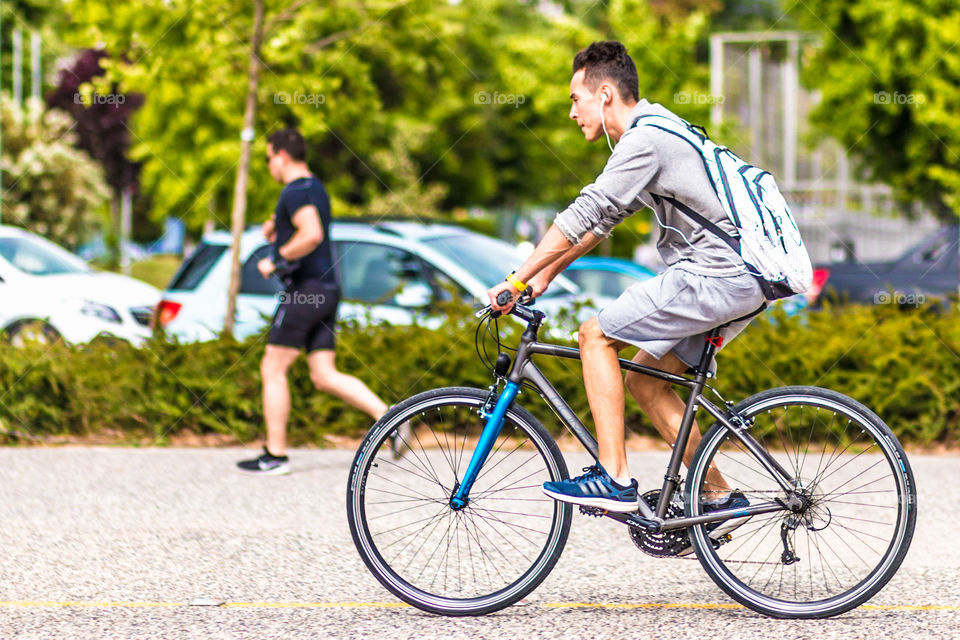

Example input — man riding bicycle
[487,41,763,522]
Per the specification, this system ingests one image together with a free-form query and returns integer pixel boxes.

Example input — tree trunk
[110,189,121,267]
[224,0,266,337]
[120,185,133,275]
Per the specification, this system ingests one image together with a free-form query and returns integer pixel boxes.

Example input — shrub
[1,302,958,447]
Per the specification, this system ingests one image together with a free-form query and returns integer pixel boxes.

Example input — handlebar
[475,290,544,325]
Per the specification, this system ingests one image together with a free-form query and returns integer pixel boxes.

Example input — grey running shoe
[390,421,412,459]
[236,447,291,475]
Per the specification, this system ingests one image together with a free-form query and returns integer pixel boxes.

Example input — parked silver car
[157,220,585,341]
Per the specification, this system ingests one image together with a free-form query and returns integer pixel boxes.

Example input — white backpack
[635,114,813,300]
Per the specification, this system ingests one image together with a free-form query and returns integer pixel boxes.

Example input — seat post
[694,326,724,377]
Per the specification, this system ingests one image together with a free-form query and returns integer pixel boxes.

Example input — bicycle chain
[578,491,792,564]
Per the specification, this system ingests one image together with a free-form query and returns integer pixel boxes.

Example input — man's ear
[598,83,615,104]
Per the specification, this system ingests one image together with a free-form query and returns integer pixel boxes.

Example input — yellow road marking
[0,601,957,612]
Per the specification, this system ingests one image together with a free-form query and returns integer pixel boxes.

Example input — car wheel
[5,320,62,347]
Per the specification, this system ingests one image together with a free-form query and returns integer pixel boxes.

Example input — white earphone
[599,90,613,152]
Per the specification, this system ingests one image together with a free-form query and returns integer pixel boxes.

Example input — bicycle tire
[686,386,917,618]
[346,386,572,616]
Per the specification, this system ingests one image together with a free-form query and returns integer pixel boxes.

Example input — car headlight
[80,300,122,324]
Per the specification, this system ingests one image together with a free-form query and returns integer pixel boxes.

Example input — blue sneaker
[542,465,639,513]
[677,490,750,557]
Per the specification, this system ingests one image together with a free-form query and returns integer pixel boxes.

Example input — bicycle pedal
[578,505,606,518]
[702,534,732,551]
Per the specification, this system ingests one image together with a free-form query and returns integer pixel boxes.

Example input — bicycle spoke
[688,391,914,617]
[351,392,568,605]
[376,456,450,491]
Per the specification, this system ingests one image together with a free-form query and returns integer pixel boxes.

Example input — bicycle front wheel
[346,386,572,616]
[687,386,917,618]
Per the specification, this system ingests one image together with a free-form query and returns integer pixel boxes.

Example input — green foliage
[0,98,110,246]
[2,304,959,447]
[58,0,719,235]
[796,0,960,219]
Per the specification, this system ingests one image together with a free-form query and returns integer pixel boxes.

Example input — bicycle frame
[449,308,798,532]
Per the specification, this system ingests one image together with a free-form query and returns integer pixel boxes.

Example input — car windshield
[423,233,577,298]
[0,234,91,276]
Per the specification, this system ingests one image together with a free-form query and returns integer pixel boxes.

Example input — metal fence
[710,31,943,265]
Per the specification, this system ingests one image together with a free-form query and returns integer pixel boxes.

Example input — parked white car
[157,220,589,342]
[0,225,160,346]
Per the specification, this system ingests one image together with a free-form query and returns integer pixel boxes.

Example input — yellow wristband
[505,272,527,292]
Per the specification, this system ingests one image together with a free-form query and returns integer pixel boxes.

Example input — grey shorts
[596,266,766,372]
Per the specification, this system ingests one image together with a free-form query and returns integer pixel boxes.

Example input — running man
[237,128,399,475]
[487,42,762,527]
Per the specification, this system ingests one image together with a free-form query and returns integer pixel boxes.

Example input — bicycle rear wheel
[686,386,916,618]
[346,386,572,616]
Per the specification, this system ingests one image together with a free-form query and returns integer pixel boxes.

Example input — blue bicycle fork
[449,381,520,510]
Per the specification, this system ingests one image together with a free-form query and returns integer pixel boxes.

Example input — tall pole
[748,46,762,164]
[31,31,41,102]
[12,28,22,104]
[782,36,798,190]
[709,34,723,130]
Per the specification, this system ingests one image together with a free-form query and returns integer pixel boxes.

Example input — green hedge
[1,302,958,446]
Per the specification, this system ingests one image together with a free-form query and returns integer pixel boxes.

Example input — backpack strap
[633,115,719,200]
[720,302,768,327]
[651,193,741,256]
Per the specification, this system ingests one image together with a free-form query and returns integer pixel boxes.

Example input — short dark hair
[572,41,639,103]
[268,127,307,162]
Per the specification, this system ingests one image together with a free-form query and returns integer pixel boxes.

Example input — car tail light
[806,268,830,303]
[156,300,183,327]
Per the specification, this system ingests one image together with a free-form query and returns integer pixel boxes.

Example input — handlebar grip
[496,290,513,306]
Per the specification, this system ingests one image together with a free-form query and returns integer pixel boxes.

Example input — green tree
[61,0,716,227]
[796,0,960,219]
[0,98,109,246]
[58,0,723,281]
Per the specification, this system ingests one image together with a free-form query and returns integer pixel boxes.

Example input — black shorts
[267,280,340,352]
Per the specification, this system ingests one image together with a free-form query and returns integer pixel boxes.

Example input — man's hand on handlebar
[487,281,520,314]
[525,272,552,300]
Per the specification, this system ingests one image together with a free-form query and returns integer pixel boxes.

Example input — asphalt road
[0,447,956,639]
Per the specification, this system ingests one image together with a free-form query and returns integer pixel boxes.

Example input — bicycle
[346,292,917,618]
